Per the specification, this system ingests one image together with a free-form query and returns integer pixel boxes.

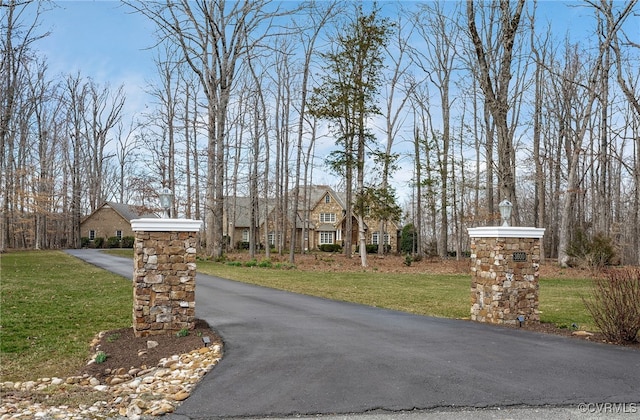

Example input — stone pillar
[467,227,545,326]
[131,218,203,337]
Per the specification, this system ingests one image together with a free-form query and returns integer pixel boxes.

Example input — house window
[242,229,249,242]
[372,232,390,245]
[116,230,122,239]
[325,194,331,203]
[89,230,96,240]
[319,213,336,223]
[268,232,281,246]
[319,231,334,245]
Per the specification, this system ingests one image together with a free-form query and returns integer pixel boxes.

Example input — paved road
[66,249,640,419]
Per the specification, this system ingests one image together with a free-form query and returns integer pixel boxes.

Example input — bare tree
[375,10,414,256]
[147,43,184,216]
[127,0,293,258]
[413,0,462,256]
[288,1,338,263]
[0,0,48,251]
[114,119,139,204]
[604,0,640,264]
[466,0,526,223]
[84,81,125,211]
[63,73,88,248]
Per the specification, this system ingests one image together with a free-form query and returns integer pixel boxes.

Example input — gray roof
[225,196,275,228]
[104,202,157,221]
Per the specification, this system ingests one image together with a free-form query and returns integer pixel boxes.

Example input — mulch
[79,319,222,381]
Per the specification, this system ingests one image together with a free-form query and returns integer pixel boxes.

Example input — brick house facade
[80,202,157,244]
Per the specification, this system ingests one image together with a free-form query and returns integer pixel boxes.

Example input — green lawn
[1,250,596,382]
[196,261,596,329]
[0,251,132,382]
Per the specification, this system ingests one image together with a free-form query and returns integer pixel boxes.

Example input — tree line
[1,0,638,267]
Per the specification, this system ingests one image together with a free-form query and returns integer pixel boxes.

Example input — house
[80,202,157,243]
[223,196,276,248]
[223,185,400,252]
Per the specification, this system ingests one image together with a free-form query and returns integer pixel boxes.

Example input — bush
[258,258,273,268]
[567,230,615,270]
[319,244,342,253]
[81,237,90,248]
[107,236,121,248]
[582,268,640,343]
[236,241,250,250]
[93,237,104,248]
[400,223,417,254]
[244,259,258,267]
[404,254,413,267]
[121,236,135,248]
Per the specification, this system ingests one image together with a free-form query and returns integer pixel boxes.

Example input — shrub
[319,244,342,253]
[582,268,640,343]
[81,237,90,248]
[404,254,413,267]
[93,237,104,248]
[107,236,121,248]
[121,236,135,248]
[236,241,250,250]
[244,259,258,267]
[567,230,615,270]
[258,258,273,268]
[364,244,375,254]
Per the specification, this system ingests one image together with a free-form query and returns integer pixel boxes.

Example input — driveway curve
[66,249,640,419]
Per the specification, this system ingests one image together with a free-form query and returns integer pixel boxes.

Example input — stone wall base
[470,236,541,325]
[133,230,198,337]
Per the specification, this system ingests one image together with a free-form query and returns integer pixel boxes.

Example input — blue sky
[28,0,612,198]
[35,1,157,117]
[34,1,596,118]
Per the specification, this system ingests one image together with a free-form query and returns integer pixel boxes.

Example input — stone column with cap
[130,218,202,337]
[467,226,545,325]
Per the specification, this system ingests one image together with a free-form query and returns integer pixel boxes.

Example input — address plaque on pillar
[512,251,527,262]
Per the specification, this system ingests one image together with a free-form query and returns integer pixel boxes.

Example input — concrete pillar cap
[131,218,203,232]
[467,226,545,239]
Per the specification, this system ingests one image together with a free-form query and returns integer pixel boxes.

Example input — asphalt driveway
[66,249,640,419]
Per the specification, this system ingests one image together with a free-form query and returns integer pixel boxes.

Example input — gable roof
[295,185,346,211]
[82,202,157,223]
[225,196,276,228]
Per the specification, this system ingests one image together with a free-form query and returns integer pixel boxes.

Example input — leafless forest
[1,1,639,265]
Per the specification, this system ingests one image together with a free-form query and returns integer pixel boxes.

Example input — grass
[103,248,134,258]
[1,250,596,383]
[539,277,596,329]
[0,251,132,382]
[196,261,596,329]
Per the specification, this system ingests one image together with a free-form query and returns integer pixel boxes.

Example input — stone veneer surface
[470,236,541,325]
[133,231,198,337]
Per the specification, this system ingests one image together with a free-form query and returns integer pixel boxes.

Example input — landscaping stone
[0,345,222,419]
